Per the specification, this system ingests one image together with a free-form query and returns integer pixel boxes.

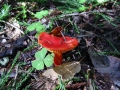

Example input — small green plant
[98,13,118,27]
[56,0,109,13]
[0,52,20,89]
[27,10,49,36]
[79,0,108,4]
[35,10,49,19]
[0,4,10,20]
[32,48,54,70]
[14,67,34,90]
[78,0,109,12]
[78,5,88,12]
[26,10,54,70]
[21,5,27,19]
[13,3,27,19]
[0,44,37,89]
[54,76,66,90]
[27,22,46,32]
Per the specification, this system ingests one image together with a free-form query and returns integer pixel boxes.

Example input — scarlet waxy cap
[38,32,78,65]
[38,32,78,53]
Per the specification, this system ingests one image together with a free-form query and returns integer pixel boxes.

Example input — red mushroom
[38,30,78,65]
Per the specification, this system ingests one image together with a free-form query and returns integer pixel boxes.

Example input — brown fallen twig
[66,82,87,90]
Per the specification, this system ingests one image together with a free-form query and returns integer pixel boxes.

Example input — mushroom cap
[38,32,78,53]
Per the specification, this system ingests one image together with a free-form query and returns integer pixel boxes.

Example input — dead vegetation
[0,0,120,90]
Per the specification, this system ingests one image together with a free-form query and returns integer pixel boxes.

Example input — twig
[12,64,19,89]
[83,18,104,32]
[60,10,116,18]
[0,20,24,34]
[78,28,107,41]
[112,0,117,8]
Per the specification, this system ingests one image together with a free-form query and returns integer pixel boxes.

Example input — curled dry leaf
[88,46,120,86]
[53,61,81,80]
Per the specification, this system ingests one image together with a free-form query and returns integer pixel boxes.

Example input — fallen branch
[60,10,116,17]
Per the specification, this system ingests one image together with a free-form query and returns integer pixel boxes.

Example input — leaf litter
[0,1,120,90]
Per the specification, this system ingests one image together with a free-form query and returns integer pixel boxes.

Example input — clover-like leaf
[36,24,46,33]
[35,10,49,19]
[32,59,44,70]
[32,48,54,70]
[44,53,54,67]
[27,22,37,31]
[27,22,46,33]
[35,48,47,60]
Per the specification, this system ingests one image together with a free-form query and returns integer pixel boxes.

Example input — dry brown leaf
[88,46,110,68]
[42,69,59,81]
[42,61,81,80]
[96,56,120,86]
[53,61,81,80]
[6,18,23,40]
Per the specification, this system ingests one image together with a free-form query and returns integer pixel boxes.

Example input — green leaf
[97,0,108,3]
[35,10,49,19]
[79,0,86,4]
[32,48,54,70]
[32,59,44,70]
[27,22,46,32]
[0,4,10,20]
[44,53,54,67]
[27,22,37,31]
[78,5,87,12]
[36,24,46,33]
[35,33,39,37]
[35,48,47,60]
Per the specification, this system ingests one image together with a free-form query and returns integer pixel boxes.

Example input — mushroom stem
[54,52,63,66]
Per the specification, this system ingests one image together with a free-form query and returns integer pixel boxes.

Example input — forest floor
[0,0,120,90]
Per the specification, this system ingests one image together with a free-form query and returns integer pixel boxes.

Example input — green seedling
[27,10,49,36]
[21,5,27,19]
[78,5,88,12]
[54,76,66,90]
[35,10,49,19]
[0,4,10,20]
[13,4,27,19]
[97,13,118,27]
[27,22,46,32]
[32,48,54,70]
